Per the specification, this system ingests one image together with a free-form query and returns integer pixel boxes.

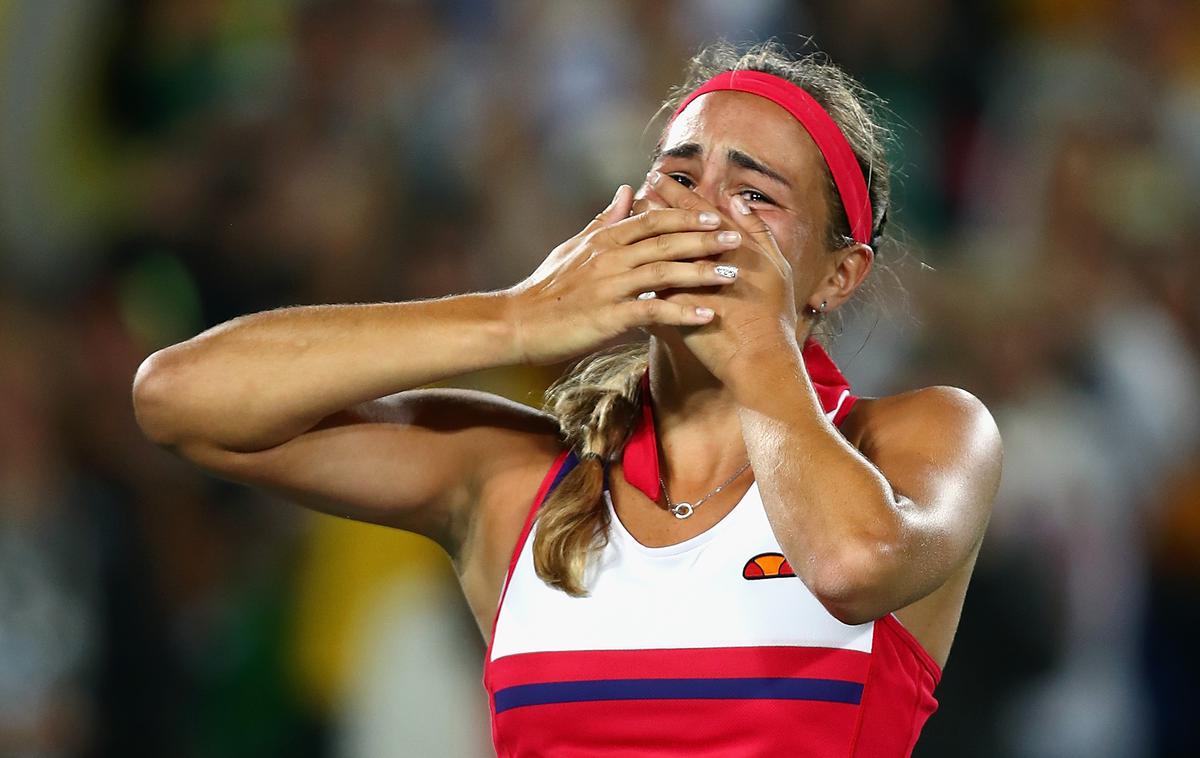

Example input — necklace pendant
[671,502,694,519]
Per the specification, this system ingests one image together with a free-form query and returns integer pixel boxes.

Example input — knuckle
[588,248,613,273]
[638,298,660,320]
[650,260,670,281]
[654,232,672,251]
[641,210,662,233]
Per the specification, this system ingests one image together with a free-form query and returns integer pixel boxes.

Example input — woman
[133,42,1002,757]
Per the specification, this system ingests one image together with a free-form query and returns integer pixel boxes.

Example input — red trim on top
[484,448,571,670]
[489,645,872,691]
[848,615,941,757]
[622,338,859,502]
[621,372,661,502]
[845,626,880,758]
[482,446,571,743]
[833,393,859,428]
[880,614,942,684]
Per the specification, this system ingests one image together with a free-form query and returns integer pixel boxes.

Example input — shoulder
[846,385,1003,488]
[853,385,1000,442]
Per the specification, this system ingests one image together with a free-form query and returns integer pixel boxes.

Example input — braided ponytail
[533,342,648,596]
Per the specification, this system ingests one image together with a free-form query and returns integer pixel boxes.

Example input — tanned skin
[133,90,1000,669]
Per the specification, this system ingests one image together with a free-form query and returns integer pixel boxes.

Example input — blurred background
[1,0,1198,756]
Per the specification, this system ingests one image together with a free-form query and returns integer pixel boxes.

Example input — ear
[809,243,874,312]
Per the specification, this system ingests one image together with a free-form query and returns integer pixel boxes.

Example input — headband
[670,69,873,245]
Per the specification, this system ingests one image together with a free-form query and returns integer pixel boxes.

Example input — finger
[629,190,662,217]
[612,259,738,297]
[729,195,778,250]
[600,207,722,246]
[584,184,635,233]
[648,170,722,217]
[619,229,742,268]
[619,296,716,329]
[609,184,635,223]
[635,182,669,212]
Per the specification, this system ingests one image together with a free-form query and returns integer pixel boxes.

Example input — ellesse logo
[742,552,797,580]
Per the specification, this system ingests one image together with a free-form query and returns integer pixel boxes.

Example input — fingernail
[695,306,715,319]
[648,170,662,185]
[612,185,625,204]
[699,211,720,226]
[718,230,741,245]
[732,196,751,215]
[715,264,738,279]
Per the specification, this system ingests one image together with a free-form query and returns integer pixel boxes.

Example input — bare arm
[132,189,741,552]
[734,357,1002,625]
[133,295,521,454]
[131,294,558,550]
[640,170,1002,625]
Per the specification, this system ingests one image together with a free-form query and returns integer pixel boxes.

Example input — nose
[691,169,734,216]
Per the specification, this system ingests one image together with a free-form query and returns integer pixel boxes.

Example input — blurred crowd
[1,1,1197,756]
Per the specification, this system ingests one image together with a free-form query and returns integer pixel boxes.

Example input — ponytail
[533,342,647,596]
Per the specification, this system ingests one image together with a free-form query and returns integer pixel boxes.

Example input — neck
[645,332,747,485]
[619,321,839,504]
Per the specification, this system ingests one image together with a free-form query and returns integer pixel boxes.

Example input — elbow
[132,349,186,448]
[805,541,897,626]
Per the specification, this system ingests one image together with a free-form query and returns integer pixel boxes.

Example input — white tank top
[489,478,875,660]
[483,345,943,754]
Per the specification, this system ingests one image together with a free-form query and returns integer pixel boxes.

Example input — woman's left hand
[639,170,801,383]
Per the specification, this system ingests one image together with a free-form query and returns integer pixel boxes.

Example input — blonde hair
[532,342,647,596]
[532,40,892,596]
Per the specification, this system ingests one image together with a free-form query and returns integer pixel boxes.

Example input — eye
[668,173,696,189]
[739,188,775,205]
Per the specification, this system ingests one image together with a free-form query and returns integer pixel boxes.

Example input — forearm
[730,348,916,621]
[133,292,520,452]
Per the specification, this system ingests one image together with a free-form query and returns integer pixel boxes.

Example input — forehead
[661,90,826,192]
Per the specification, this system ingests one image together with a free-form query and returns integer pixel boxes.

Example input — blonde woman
[134,42,1002,756]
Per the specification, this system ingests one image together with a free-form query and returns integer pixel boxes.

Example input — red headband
[670,70,873,245]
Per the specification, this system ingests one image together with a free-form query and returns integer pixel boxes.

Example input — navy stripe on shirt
[493,676,864,714]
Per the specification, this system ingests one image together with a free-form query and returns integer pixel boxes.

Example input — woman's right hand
[504,184,744,365]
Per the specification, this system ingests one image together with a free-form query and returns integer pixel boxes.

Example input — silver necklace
[659,460,752,520]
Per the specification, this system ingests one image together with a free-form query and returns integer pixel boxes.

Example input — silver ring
[671,502,694,519]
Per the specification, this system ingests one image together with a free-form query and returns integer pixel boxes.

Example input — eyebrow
[653,142,792,188]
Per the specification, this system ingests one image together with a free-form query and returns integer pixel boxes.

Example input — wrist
[496,285,533,365]
[724,335,807,406]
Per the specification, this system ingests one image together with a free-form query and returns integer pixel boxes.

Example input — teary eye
[739,188,774,205]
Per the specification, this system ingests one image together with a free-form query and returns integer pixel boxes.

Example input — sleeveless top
[483,347,941,756]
